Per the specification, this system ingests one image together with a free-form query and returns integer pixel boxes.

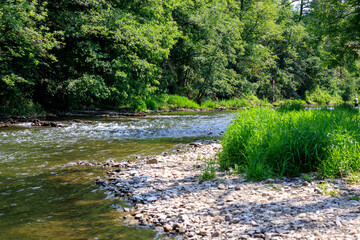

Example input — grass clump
[201,98,252,109]
[348,195,360,201]
[199,159,217,181]
[167,95,200,109]
[219,107,360,181]
[278,100,305,111]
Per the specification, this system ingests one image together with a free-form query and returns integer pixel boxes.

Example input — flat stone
[147,158,158,164]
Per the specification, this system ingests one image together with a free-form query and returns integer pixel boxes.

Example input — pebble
[98,142,360,239]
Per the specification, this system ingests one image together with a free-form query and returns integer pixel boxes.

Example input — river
[0,111,233,240]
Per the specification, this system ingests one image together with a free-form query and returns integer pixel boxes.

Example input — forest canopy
[1,0,359,111]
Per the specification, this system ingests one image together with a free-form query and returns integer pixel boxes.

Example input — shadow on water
[0,167,157,240]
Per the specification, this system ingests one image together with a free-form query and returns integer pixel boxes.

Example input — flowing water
[0,111,234,240]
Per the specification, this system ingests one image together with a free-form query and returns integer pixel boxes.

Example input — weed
[347,172,360,185]
[302,173,312,182]
[272,185,282,191]
[317,181,340,196]
[199,159,217,181]
[348,195,360,201]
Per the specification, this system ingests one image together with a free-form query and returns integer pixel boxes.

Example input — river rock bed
[97,142,360,240]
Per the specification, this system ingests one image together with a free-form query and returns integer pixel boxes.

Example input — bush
[219,107,360,180]
[145,99,158,110]
[0,99,44,116]
[129,98,147,112]
[305,88,342,105]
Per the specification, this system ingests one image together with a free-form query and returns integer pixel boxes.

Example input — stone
[163,224,173,232]
[134,213,143,219]
[147,159,158,164]
[302,181,310,186]
[146,196,158,202]
[199,230,208,236]
[100,142,360,240]
[235,185,242,191]
[213,215,223,222]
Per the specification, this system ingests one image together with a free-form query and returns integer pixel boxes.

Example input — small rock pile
[98,142,360,240]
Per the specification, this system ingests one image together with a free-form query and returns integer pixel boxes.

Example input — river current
[0,111,233,239]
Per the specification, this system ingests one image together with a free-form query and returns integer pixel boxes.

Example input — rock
[231,218,240,224]
[314,187,322,194]
[99,142,360,239]
[146,159,158,164]
[146,196,158,202]
[163,224,173,232]
[302,181,310,186]
[213,216,223,222]
[199,230,208,236]
[225,214,232,221]
[235,185,242,191]
[134,213,143,219]
[264,178,276,184]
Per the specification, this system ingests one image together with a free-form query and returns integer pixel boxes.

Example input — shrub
[219,107,360,180]
[129,98,147,112]
[145,99,158,110]
[305,88,342,105]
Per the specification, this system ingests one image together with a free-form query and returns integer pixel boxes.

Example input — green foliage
[201,98,252,109]
[145,99,158,111]
[305,88,342,105]
[67,75,111,108]
[302,173,312,182]
[167,95,200,109]
[348,195,360,201]
[199,159,217,181]
[220,107,360,181]
[0,99,44,116]
[129,98,147,112]
[0,0,359,112]
[278,100,305,111]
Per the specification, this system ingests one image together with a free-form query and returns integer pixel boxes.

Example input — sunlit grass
[219,106,360,181]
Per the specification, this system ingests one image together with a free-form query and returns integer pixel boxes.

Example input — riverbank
[97,142,360,240]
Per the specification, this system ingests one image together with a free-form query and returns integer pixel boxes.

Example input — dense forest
[0,0,359,113]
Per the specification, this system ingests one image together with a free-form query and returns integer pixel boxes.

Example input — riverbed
[0,111,234,239]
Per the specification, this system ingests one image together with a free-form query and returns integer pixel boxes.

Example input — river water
[0,111,234,240]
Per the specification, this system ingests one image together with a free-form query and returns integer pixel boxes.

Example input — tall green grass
[219,106,360,180]
[167,95,200,109]
[201,98,252,109]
